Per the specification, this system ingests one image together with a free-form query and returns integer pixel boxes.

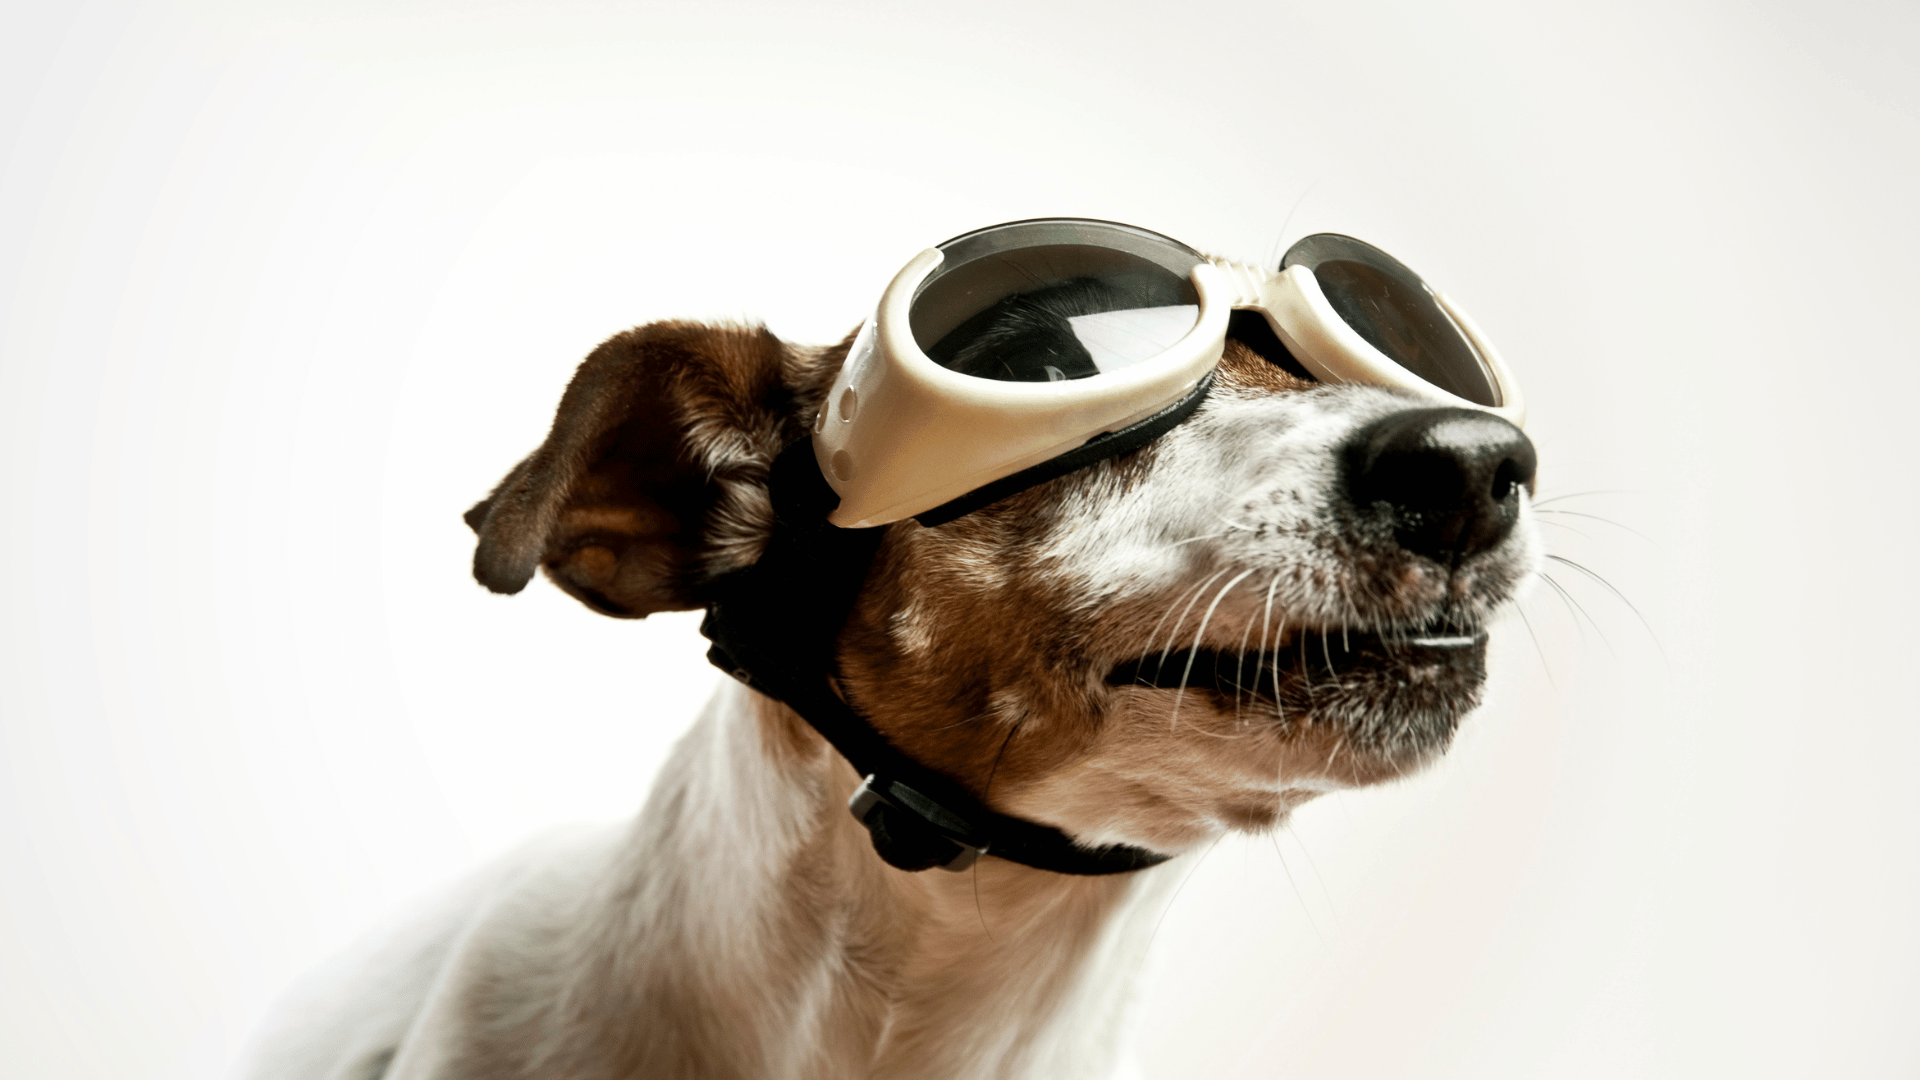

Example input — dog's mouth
[1105,614,1490,761]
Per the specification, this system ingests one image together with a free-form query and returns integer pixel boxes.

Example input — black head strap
[914,372,1214,527]
[701,380,1213,875]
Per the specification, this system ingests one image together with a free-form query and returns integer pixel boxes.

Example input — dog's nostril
[1490,456,1527,502]
[1342,407,1537,566]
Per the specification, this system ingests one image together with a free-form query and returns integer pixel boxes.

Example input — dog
[239,292,1539,1080]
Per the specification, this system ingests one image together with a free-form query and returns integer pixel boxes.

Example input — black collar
[700,378,1210,875]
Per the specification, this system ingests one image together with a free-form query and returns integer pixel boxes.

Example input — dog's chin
[1280,628,1488,768]
[1109,621,1490,771]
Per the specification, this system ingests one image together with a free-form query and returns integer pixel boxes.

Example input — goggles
[812,218,1525,528]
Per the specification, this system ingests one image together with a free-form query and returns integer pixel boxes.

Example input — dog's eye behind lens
[1281,233,1502,405]
[910,229,1202,383]
[1311,259,1496,406]
[928,280,1105,382]
[928,277,1197,382]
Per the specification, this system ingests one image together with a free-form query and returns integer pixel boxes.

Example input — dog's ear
[465,322,826,618]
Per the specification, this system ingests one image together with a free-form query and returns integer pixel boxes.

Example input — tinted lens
[1283,234,1499,407]
[912,220,1203,383]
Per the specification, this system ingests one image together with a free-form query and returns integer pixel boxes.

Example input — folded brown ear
[466,322,813,618]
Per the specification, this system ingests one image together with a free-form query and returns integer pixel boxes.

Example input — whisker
[1172,568,1258,730]
[970,861,989,941]
[1268,177,1321,268]
[1286,819,1342,932]
[926,708,996,732]
[1322,732,1343,773]
[1534,517,1593,540]
[1146,834,1227,955]
[1537,570,1612,657]
[1298,633,1315,713]
[1232,588,1264,727]
[1259,574,1282,725]
[1149,570,1228,678]
[1543,553,1671,675]
[1513,601,1555,688]
[1165,505,1262,548]
[1533,508,1660,547]
[1531,488,1642,508]
[974,722,1024,943]
[1269,831,1322,940]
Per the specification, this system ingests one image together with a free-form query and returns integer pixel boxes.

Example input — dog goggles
[813,218,1525,527]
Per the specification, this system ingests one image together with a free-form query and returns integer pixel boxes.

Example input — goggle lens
[1282,234,1500,407]
[911,220,1204,384]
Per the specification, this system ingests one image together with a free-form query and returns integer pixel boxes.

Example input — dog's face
[467,314,1538,857]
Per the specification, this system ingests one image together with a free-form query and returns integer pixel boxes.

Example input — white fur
[239,683,1191,1080]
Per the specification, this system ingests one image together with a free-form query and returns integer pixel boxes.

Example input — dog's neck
[559,680,1181,1080]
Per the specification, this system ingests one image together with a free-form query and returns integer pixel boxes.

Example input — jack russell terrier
[240,222,1539,1080]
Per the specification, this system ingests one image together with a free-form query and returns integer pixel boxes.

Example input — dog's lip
[1400,628,1488,649]
[1104,616,1488,692]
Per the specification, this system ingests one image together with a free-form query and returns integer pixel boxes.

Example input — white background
[3,1,1916,1077]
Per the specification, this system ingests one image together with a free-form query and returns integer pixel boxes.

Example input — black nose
[1342,407,1537,566]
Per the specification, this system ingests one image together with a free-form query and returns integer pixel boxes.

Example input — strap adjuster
[848,775,989,872]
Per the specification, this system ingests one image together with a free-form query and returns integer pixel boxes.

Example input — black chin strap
[700,383,1211,874]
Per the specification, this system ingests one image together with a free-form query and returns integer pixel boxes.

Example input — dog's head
[467,312,1538,855]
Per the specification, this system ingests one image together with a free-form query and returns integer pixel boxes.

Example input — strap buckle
[848,775,989,872]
